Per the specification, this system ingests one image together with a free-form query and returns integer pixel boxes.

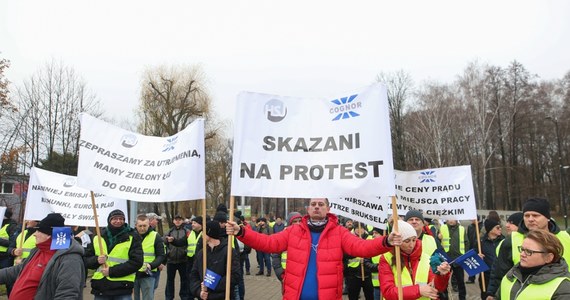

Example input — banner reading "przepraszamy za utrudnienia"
[231,84,395,198]
[77,114,205,202]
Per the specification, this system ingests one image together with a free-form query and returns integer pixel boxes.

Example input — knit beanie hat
[37,213,66,235]
[205,220,221,239]
[484,218,501,233]
[397,220,417,241]
[522,198,551,219]
[193,216,203,225]
[216,203,228,214]
[507,212,524,226]
[4,208,12,219]
[107,209,126,223]
[214,211,228,223]
[404,210,425,222]
[286,212,302,225]
[258,217,267,223]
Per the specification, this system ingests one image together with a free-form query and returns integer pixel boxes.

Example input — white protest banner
[0,207,6,221]
[77,114,205,202]
[231,84,395,198]
[329,196,389,229]
[24,167,128,227]
[393,166,477,220]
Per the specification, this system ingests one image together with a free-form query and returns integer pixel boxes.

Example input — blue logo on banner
[419,170,436,183]
[162,136,178,152]
[330,94,361,121]
[454,249,489,276]
[51,227,72,250]
[204,269,222,290]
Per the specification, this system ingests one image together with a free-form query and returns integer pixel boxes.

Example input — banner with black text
[329,196,389,229]
[25,167,128,226]
[77,114,205,202]
[394,166,477,220]
[231,84,395,198]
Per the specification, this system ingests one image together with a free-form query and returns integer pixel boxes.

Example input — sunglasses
[518,246,547,256]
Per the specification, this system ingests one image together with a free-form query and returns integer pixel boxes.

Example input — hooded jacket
[0,239,85,299]
[487,218,568,296]
[236,213,393,300]
[498,259,570,299]
[379,239,450,300]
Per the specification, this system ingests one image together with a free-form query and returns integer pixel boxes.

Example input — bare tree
[137,64,226,223]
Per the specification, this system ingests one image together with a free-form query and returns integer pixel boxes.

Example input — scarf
[106,224,131,249]
[308,218,328,233]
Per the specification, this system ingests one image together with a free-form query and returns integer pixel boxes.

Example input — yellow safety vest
[440,224,465,254]
[0,224,10,252]
[371,255,380,287]
[382,252,431,300]
[187,231,202,257]
[511,231,570,265]
[15,230,36,260]
[347,235,373,268]
[500,274,568,299]
[421,234,437,256]
[140,231,158,272]
[281,251,287,270]
[92,235,136,282]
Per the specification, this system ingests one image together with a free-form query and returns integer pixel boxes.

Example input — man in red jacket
[226,198,402,300]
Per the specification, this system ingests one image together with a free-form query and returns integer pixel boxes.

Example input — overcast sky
[2,0,570,132]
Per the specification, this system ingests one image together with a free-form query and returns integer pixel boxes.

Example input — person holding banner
[497,230,570,299]
[12,220,38,265]
[226,198,403,300]
[380,220,451,300]
[189,220,240,300]
[0,213,85,299]
[85,209,144,299]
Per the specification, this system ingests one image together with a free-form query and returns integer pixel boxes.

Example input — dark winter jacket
[497,259,570,299]
[189,237,240,299]
[164,225,188,264]
[0,239,85,299]
[487,219,565,297]
[136,229,166,278]
[84,226,143,296]
[237,213,393,300]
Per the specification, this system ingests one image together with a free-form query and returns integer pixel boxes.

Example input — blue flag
[51,227,72,250]
[203,269,222,290]
[434,248,451,262]
[454,249,489,276]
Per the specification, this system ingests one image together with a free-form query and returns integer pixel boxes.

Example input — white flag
[77,114,205,202]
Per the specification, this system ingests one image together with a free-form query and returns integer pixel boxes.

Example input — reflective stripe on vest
[15,230,36,261]
[281,251,287,270]
[92,235,135,282]
[0,224,10,252]
[348,236,373,268]
[500,274,568,299]
[421,234,437,256]
[496,239,504,257]
[371,255,380,287]
[187,231,201,257]
[440,224,465,254]
[382,252,431,300]
[511,231,570,265]
[140,231,157,272]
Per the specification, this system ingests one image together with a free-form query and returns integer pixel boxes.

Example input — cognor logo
[419,171,436,183]
[162,136,178,152]
[330,94,361,121]
[264,99,287,122]
[63,178,76,188]
[121,134,138,148]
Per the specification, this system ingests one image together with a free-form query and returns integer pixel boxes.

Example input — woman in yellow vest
[498,230,570,299]
[379,221,451,300]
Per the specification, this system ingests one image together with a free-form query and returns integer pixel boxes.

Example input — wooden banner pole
[391,196,403,300]
[225,196,235,300]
